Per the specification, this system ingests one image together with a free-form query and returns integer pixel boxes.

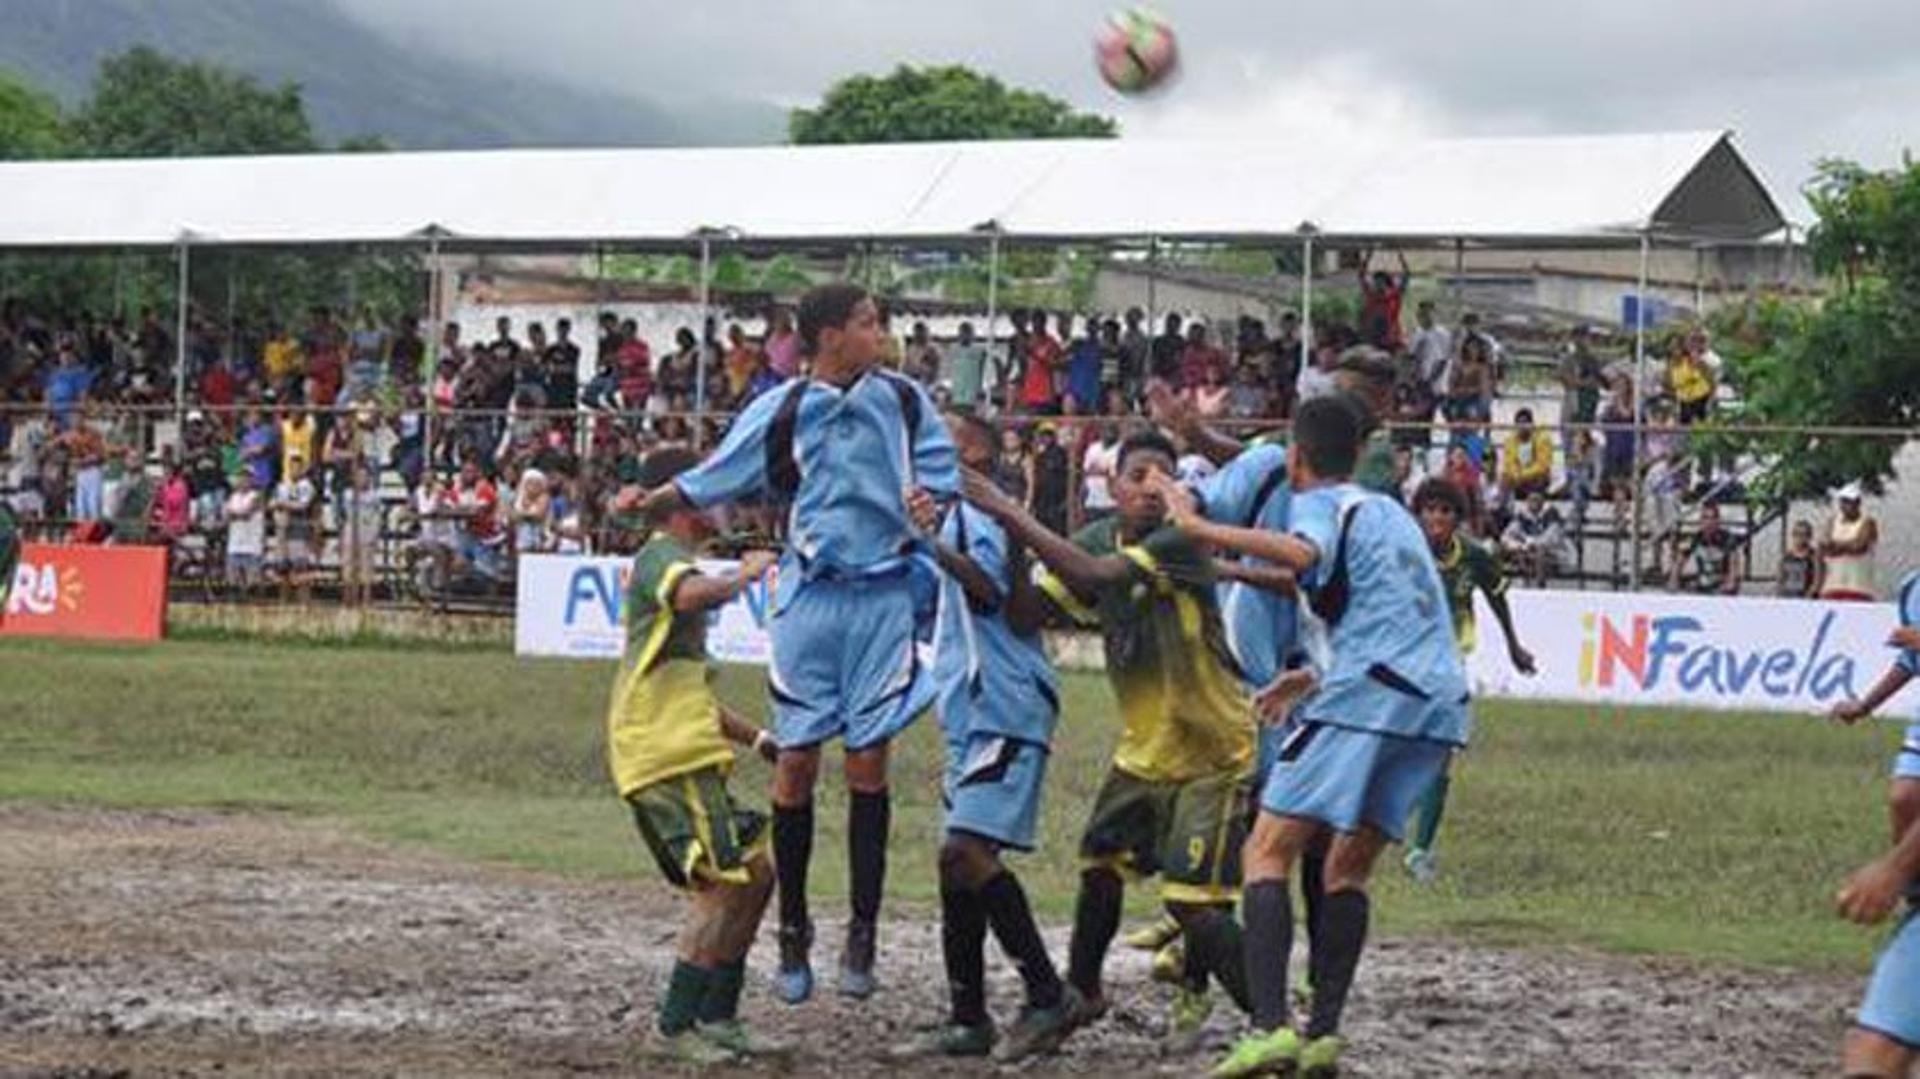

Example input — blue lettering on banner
[1623,611,1857,701]
[564,565,622,627]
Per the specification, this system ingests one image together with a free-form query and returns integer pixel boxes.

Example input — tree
[0,68,69,159]
[1709,157,1920,499]
[791,65,1116,145]
[74,46,318,157]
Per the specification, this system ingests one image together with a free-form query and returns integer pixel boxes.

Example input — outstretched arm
[1149,382,1243,466]
[961,467,1130,597]
[716,707,778,763]
[671,549,775,615]
[1832,661,1916,724]
[1838,803,1920,925]
[1483,589,1536,674]
[1215,559,1298,597]
[1153,474,1319,573]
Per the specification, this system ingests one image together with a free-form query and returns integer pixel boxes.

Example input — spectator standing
[263,323,304,394]
[1446,334,1495,432]
[765,308,801,380]
[1295,334,1340,404]
[270,451,318,600]
[1098,317,1124,400]
[1597,374,1636,530]
[1671,503,1742,594]
[339,460,383,606]
[450,458,503,579]
[44,338,92,429]
[1357,249,1411,350]
[903,321,941,387]
[1666,330,1717,425]
[945,322,987,412]
[616,321,654,411]
[63,411,108,522]
[1778,520,1822,599]
[1064,317,1103,414]
[279,405,317,485]
[1178,321,1227,390]
[995,426,1032,506]
[515,323,552,409]
[109,448,156,544]
[1149,312,1185,387]
[1019,313,1062,414]
[1029,423,1069,534]
[240,406,279,493]
[1820,485,1879,601]
[724,323,760,401]
[545,317,581,410]
[1119,307,1151,403]
[153,457,192,546]
[1409,301,1452,412]
[182,414,229,528]
[390,314,425,390]
[1225,362,1270,421]
[1080,422,1120,525]
[223,470,267,594]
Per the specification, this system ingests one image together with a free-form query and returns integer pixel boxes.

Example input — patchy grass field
[0,635,1900,973]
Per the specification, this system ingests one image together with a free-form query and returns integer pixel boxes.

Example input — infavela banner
[1467,589,1920,714]
[514,554,772,664]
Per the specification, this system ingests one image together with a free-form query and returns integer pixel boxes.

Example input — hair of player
[1117,428,1179,473]
[797,283,870,357]
[944,410,999,460]
[1411,476,1470,519]
[638,446,703,493]
[1292,395,1364,479]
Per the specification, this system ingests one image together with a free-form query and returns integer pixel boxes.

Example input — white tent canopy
[0,130,1783,250]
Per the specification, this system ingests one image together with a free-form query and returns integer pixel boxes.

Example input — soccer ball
[1094,8,1179,95]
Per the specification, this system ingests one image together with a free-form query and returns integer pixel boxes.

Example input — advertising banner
[514,554,774,664]
[2,543,169,642]
[1466,589,1919,714]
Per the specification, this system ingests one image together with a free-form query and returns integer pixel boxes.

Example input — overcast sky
[337,0,1916,208]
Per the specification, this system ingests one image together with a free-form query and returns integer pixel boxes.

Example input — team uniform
[933,504,1060,850]
[608,535,766,889]
[1858,570,1920,1049]
[672,370,958,751]
[1435,532,1508,656]
[0,502,19,621]
[1038,518,1255,904]
[1269,486,1468,841]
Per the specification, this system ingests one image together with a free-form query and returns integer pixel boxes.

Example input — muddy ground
[0,807,1855,1077]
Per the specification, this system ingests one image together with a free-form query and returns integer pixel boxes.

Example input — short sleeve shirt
[606,535,733,797]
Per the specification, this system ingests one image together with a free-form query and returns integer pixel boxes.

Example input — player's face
[1114,449,1174,526]
[830,300,884,369]
[946,417,993,472]
[1419,501,1458,546]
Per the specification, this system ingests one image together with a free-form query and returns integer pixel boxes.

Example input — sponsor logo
[8,559,85,616]
[1577,610,1857,701]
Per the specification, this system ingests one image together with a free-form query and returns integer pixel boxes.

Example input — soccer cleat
[1150,939,1187,985]
[891,1021,995,1058]
[657,1028,739,1067]
[1055,984,1111,1045]
[1404,847,1438,884]
[698,1020,793,1060]
[776,922,814,1005]
[1300,1034,1347,1076]
[1124,914,1184,951]
[1165,985,1215,1054]
[1211,1026,1303,1078]
[995,1003,1070,1062]
[838,918,878,999]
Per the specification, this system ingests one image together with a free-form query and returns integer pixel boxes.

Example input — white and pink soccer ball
[1094,8,1179,95]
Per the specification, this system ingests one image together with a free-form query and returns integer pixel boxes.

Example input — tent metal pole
[984,231,1001,408]
[1452,239,1465,318]
[1629,231,1651,592]
[1299,235,1314,378]
[1693,246,1706,315]
[423,233,442,474]
[695,235,711,442]
[174,240,190,440]
[1145,235,1159,338]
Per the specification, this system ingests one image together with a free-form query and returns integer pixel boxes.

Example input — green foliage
[0,67,68,159]
[74,46,318,157]
[1708,158,1920,499]
[791,64,1116,145]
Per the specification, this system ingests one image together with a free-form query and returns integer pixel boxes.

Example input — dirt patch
[0,807,1853,1076]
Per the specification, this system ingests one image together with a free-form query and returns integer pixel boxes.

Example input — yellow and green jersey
[0,502,18,611]
[606,534,734,797]
[1434,532,1506,656]
[1037,517,1253,784]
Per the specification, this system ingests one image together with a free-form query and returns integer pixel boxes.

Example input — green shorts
[627,766,769,890]
[1079,766,1248,905]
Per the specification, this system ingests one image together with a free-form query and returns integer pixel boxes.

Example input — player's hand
[1830,698,1871,725]
[1836,857,1906,925]
[752,729,780,764]
[737,549,777,582]
[1147,473,1199,529]
[961,467,1016,519]
[904,486,940,533]
[1147,382,1198,437]
[1253,669,1317,726]
[610,484,644,514]
[1888,626,1920,653]
[1510,646,1538,677]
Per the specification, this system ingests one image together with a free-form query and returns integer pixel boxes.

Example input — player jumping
[1830,568,1920,1078]
[1407,477,1537,880]
[608,446,785,1066]
[1153,395,1470,1078]
[629,283,957,1004]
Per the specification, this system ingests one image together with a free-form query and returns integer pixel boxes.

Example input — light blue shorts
[1859,908,1920,1050]
[767,574,934,751]
[944,733,1049,851]
[1261,722,1451,843]
[1894,723,1920,780]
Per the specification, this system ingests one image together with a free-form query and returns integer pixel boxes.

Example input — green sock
[658,960,714,1036]
[1413,770,1451,852]
[700,958,747,1024]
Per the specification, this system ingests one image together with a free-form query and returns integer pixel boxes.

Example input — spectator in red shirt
[615,320,653,410]
[450,457,503,577]
[199,358,237,414]
[1020,310,1063,414]
[1359,249,1412,351]
[1179,322,1228,390]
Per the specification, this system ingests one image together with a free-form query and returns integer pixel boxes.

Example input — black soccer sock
[940,874,990,1027]
[1066,867,1124,999]
[980,871,1064,1011]
[699,958,747,1024]
[1181,905,1250,1014]
[1300,847,1326,982]
[1241,879,1294,1032]
[1306,889,1371,1040]
[658,960,713,1036]
[848,788,891,926]
[773,802,815,936]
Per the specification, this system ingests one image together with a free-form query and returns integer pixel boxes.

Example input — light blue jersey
[674,369,958,612]
[1195,443,1297,690]
[1290,483,1470,746]
[932,504,1059,747]
[1896,571,1920,782]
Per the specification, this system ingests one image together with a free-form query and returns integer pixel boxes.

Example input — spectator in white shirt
[223,471,267,595]
[1409,301,1453,409]
[1081,423,1121,524]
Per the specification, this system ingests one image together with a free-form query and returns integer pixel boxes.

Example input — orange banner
[2,543,168,642]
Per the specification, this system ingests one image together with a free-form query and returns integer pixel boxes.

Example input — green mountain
[0,0,783,149]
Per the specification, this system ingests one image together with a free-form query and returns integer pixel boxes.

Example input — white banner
[514,554,774,664]
[1466,589,1920,714]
